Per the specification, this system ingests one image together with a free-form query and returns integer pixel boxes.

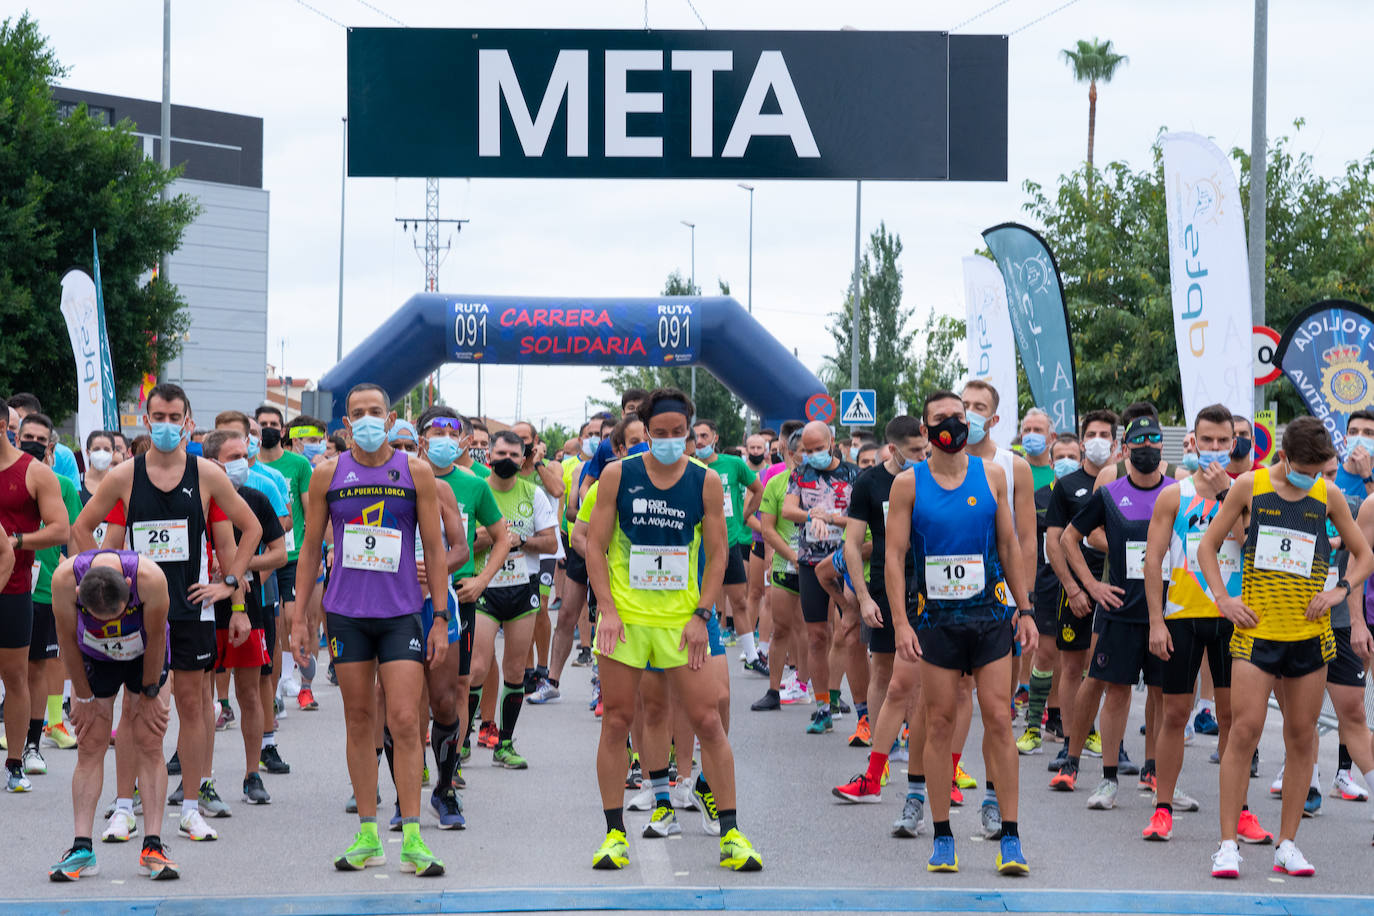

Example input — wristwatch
[692,607,713,622]
[432,607,451,622]
[1017,608,1034,619]
[1337,578,1352,598]
[141,683,160,698]
[222,574,240,590]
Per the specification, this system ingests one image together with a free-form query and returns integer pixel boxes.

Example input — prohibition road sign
[805,393,836,423]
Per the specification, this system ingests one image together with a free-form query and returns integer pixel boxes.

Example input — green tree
[907,312,968,408]
[1020,121,1374,422]
[0,14,198,419]
[1060,38,1128,173]
[538,421,576,455]
[821,222,918,432]
[600,274,748,446]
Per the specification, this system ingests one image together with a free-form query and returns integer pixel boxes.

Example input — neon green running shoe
[492,739,528,770]
[400,833,445,877]
[333,830,385,871]
[592,829,629,870]
[719,828,763,871]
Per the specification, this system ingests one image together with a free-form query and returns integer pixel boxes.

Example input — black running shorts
[1325,627,1367,688]
[1088,616,1164,687]
[1160,616,1233,694]
[327,611,425,666]
[916,615,1013,675]
[29,601,58,661]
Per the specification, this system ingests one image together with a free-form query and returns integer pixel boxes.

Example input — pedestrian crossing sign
[840,389,876,427]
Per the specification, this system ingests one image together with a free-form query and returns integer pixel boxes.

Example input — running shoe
[297,687,318,711]
[593,695,604,718]
[102,809,138,843]
[1333,769,1369,801]
[400,832,445,876]
[626,787,655,811]
[477,721,499,749]
[49,846,98,881]
[260,745,291,774]
[177,809,218,841]
[526,681,561,704]
[1050,760,1079,791]
[881,760,890,787]
[1047,744,1068,772]
[572,646,593,667]
[692,780,721,835]
[743,656,770,677]
[625,756,642,789]
[927,835,958,872]
[242,773,270,805]
[1087,779,1118,810]
[1013,685,1029,709]
[1142,807,1172,841]
[167,751,181,775]
[1138,769,1157,793]
[954,762,978,789]
[848,715,872,747]
[42,722,77,749]
[1118,745,1139,776]
[1194,708,1219,735]
[1016,727,1043,755]
[492,739,528,769]
[667,759,679,785]
[1236,808,1273,844]
[750,689,781,711]
[454,768,466,790]
[6,769,31,792]
[167,781,184,806]
[1083,730,1103,757]
[670,780,698,811]
[892,795,924,838]
[981,799,1002,839]
[805,707,833,734]
[996,834,1029,875]
[833,772,882,803]
[1302,786,1322,817]
[643,803,682,838]
[1044,711,1065,741]
[780,681,810,704]
[1250,749,1260,779]
[890,740,909,763]
[950,783,964,806]
[720,627,737,647]
[21,743,46,775]
[1269,764,1285,797]
[1169,789,1200,812]
[215,705,236,731]
[334,829,385,870]
[1272,839,1315,876]
[1211,840,1241,878]
[430,786,465,829]
[389,801,403,831]
[138,844,179,880]
[199,780,232,817]
[592,828,629,869]
[719,828,763,871]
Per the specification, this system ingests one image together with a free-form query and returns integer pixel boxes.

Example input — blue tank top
[910,456,1007,624]
[324,450,422,619]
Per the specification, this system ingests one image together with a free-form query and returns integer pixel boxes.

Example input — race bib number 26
[131,519,189,563]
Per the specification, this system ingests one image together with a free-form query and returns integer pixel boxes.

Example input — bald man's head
[801,421,833,449]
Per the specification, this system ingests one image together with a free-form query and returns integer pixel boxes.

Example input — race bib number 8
[341,524,403,573]
[132,519,190,563]
[925,554,985,600]
[629,545,689,591]
[1254,525,1316,577]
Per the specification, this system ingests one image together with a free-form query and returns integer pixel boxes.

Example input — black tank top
[126,454,209,622]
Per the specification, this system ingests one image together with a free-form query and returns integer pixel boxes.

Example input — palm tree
[1060,38,1128,172]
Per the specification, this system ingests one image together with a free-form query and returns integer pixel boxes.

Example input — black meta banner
[346,29,1007,181]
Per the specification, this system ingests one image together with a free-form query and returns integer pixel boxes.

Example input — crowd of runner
[3,378,1372,884]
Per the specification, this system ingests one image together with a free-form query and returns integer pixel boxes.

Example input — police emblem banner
[1275,299,1374,457]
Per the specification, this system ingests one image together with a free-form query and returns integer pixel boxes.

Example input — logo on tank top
[967,496,977,506]
[345,472,359,483]
[630,497,686,530]
[388,469,400,482]
[351,500,400,529]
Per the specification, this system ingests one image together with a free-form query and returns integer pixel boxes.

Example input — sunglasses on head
[1128,433,1163,444]
[427,417,462,431]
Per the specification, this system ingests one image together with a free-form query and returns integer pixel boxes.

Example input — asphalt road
[3,636,1373,912]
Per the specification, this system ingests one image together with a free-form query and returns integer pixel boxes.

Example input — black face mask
[747,453,766,466]
[490,457,521,479]
[928,416,969,454]
[19,441,46,462]
[1128,445,1163,474]
[523,442,534,458]
[1231,436,1252,461]
[260,427,282,449]
[770,450,782,465]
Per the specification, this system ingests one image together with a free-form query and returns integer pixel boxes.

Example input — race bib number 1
[341,524,403,573]
[925,554,985,600]
[629,545,689,591]
[132,519,190,563]
[1254,525,1316,577]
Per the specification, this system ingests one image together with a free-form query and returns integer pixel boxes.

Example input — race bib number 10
[925,554,985,600]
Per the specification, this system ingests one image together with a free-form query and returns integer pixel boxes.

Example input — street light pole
[337,116,347,364]
[681,219,697,405]
[738,183,755,437]
[851,180,862,390]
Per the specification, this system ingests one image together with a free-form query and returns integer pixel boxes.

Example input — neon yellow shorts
[595,622,688,670]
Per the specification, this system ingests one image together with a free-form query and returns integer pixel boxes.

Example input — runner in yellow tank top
[1197,417,1374,878]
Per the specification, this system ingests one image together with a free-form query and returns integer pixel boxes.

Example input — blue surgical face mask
[1348,436,1374,455]
[1021,432,1048,456]
[1198,450,1230,469]
[627,441,650,457]
[246,435,260,460]
[426,436,458,469]
[966,411,988,445]
[350,416,388,453]
[806,450,832,470]
[650,437,686,465]
[696,444,715,460]
[222,457,250,487]
[1286,463,1317,492]
[149,422,184,453]
[1181,452,1200,472]
[582,436,600,457]
[849,446,860,460]
[302,441,326,460]
[1054,457,1081,479]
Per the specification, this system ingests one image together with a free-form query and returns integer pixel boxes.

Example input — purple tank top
[324,450,422,619]
[74,550,165,663]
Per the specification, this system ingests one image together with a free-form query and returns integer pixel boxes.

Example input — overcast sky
[25,0,1374,432]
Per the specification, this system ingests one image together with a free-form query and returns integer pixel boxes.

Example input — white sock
[739,632,758,661]
[281,654,297,682]
[261,732,276,749]
[1310,762,1321,792]
[758,640,770,655]
[115,797,133,813]
[1363,768,1374,789]
[180,799,198,818]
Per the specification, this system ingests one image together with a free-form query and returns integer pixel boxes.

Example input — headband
[648,398,691,420]
[292,426,324,439]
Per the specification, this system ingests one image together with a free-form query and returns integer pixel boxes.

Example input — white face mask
[1083,437,1113,467]
[88,449,113,471]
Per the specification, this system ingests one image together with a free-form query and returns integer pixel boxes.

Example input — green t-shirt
[1029,461,1055,492]
[436,465,503,579]
[760,472,799,576]
[34,476,81,605]
[265,449,314,562]
[464,460,491,479]
[702,452,757,547]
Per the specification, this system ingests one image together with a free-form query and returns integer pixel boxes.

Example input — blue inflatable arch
[316,294,827,431]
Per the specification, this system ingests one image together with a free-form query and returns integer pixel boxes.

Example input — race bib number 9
[629,544,690,591]
[341,524,403,573]
[131,519,190,563]
[1254,525,1316,577]
[925,554,985,600]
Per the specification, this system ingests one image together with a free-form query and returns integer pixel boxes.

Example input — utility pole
[1248,0,1268,329]
[850,181,862,390]
[396,179,468,407]
[681,220,697,406]
[739,184,755,437]
[336,117,347,363]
